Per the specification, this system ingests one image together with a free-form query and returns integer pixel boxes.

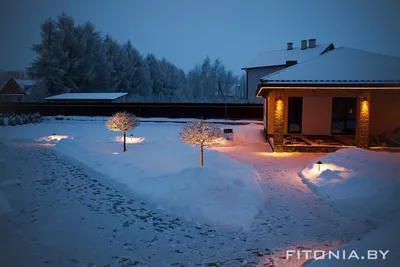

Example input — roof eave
[256,82,400,97]
[242,64,286,70]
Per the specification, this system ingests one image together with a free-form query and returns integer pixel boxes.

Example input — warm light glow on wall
[276,99,283,112]
[273,90,285,150]
[362,100,369,112]
[360,99,370,124]
[358,92,370,148]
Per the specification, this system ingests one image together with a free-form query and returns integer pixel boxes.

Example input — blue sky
[0,0,399,75]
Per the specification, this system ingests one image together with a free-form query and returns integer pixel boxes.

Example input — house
[243,39,335,103]
[256,46,400,152]
[0,78,35,102]
[44,93,128,103]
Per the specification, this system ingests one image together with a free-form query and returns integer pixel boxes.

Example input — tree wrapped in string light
[179,120,223,166]
[106,111,139,152]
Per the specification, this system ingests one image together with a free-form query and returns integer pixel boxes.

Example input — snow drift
[51,131,263,229]
[299,148,400,224]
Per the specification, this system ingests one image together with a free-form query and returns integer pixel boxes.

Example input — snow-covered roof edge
[242,43,334,70]
[14,78,35,87]
[44,93,128,100]
[259,47,400,85]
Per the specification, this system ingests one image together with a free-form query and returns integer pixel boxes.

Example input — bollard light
[316,161,323,172]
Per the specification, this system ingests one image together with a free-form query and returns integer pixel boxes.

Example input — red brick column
[356,90,371,148]
[274,89,284,152]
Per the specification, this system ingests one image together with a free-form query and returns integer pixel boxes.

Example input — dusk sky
[0,0,399,75]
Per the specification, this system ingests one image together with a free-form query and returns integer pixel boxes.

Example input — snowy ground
[0,118,391,266]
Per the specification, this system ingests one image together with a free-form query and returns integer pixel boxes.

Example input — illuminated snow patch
[37,135,72,142]
[113,136,145,144]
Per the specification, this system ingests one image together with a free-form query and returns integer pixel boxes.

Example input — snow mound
[299,148,400,224]
[54,137,263,229]
[37,135,73,143]
[233,123,265,144]
[134,166,262,228]
[216,124,265,147]
[318,169,344,181]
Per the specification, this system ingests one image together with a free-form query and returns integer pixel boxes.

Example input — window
[332,98,357,135]
[288,97,303,133]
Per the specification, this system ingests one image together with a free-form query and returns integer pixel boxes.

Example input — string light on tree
[179,120,223,166]
[106,111,140,152]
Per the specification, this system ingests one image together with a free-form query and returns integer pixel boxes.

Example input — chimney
[308,38,316,48]
[286,60,297,67]
[301,40,307,50]
[287,42,293,50]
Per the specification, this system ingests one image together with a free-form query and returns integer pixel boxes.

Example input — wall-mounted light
[362,96,369,111]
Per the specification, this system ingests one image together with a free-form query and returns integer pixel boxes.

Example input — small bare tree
[106,111,140,152]
[179,120,223,166]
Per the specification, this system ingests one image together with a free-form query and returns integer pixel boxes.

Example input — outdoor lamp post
[316,161,323,172]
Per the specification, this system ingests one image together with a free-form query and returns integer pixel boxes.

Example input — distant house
[243,39,335,103]
[44,93,128,103]
[0,78,35,102]
[256,46,400,152]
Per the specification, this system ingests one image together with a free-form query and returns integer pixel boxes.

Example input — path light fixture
[316,161,323,172]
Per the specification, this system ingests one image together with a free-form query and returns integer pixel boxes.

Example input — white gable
[261,47,400,85]
[243,43,333,69]
[14,79,35,87]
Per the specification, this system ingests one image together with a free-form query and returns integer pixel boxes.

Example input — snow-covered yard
[0,117,399,266]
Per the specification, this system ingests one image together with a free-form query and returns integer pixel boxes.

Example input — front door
[288,97,303,133]
[332,98,357,135]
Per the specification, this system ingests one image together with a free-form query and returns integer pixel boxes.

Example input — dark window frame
[331,97,357,135]
[288,97,303,134]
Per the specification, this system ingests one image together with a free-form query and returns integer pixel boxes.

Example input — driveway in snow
[214,146,376,265]
[0,141,276,267]
[0,139,374,267]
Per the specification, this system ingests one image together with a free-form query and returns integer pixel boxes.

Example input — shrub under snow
[8,116,16,126]
[14,115,23,125]
[31,113,42,124]
[0,116,5,126]
[21,114,30,124]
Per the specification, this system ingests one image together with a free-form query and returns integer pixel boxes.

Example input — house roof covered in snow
[14,79,35,87]
[258,47,400,87]
[14,79,35,93]
[243,43,334,69]
[44,93,128,100]
[0,78,35,95]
